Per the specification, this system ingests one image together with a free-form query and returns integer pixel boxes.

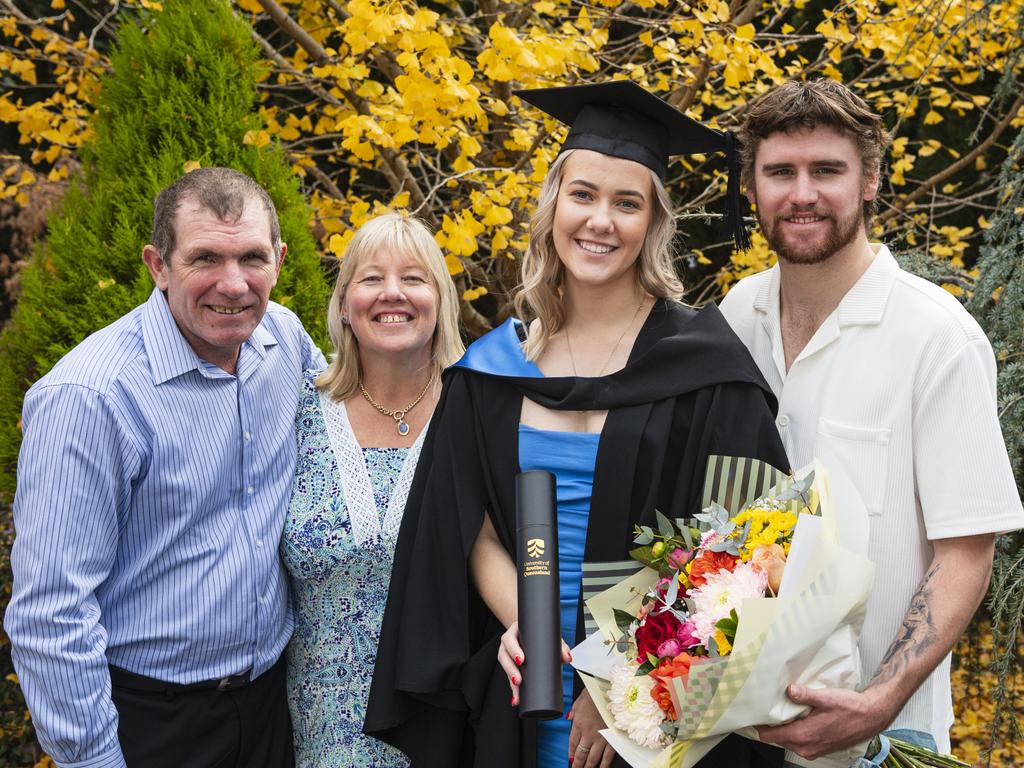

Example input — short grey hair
[151,167,282,260]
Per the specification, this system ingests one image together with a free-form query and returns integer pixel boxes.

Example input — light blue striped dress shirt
[6,288,325,768]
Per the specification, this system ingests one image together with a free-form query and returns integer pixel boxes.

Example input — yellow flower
[714,629,732,656]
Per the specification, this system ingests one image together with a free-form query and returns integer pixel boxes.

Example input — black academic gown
[366,299,790,768]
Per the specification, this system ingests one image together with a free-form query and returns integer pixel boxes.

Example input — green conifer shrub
[969,121,1024,753]
[0,1,330,760]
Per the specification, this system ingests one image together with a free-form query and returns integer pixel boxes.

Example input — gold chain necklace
[359,375,433,436]
[565,297,647,378]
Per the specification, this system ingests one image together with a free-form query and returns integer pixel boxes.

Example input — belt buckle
[216,675,233,692]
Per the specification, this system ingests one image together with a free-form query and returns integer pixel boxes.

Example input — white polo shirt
[719,244,1023,753]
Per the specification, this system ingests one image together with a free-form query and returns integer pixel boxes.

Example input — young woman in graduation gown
[365,81,790,768]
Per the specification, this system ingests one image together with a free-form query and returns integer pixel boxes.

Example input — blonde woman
[367,83,789,768]
[282,212,463,767]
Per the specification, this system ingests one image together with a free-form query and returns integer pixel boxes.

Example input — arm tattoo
[868,562,941,689]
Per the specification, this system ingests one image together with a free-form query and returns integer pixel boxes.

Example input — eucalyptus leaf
[655,509,675,540]
[679,526,695,550]
[663,574,680,606]
[737,518,752,546]
[707,635,719,658]
[778,487,802,505]
[613,608,636,634]
[634,525,655,545]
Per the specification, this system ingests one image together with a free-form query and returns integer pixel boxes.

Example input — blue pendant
[397,420,410,436]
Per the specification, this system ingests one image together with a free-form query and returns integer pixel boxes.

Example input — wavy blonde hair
[514,149,684,360]
[317,212,464,400]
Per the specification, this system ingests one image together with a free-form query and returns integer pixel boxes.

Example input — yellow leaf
[182,160,201,173]
[923,110,943,125]
[328,233,348,257]
[735,24,755,40]
[390,191,411,208]
[243,129,271,148]
[978,215,991,230]
[445,254,464,274]
[941,283,964,297]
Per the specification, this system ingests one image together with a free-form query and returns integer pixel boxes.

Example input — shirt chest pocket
[814,417,890,516]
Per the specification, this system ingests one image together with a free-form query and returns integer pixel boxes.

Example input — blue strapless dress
[518,424,599,768]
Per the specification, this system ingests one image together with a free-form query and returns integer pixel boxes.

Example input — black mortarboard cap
[515,80,750,250]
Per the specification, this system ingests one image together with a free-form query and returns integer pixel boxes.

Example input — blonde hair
[316,212,464,400]
[514,149,683,360]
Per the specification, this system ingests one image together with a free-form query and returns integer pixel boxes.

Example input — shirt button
[255,538,263,548]
[777,414,790,427]
[246,485,254,495]
[244,431,252,441]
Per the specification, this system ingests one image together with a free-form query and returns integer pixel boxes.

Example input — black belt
[109,664,253,693]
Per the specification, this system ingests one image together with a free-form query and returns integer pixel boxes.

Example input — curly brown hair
[738,79,892,226]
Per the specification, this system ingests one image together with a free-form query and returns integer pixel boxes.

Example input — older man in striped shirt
[7,168,324,768]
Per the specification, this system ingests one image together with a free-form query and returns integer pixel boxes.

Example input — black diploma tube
[515,470,562,719]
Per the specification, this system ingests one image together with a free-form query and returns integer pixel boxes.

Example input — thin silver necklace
[564,297,647,378]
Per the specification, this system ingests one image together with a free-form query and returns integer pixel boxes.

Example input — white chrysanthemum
[690,561,768,644]
[607,663,669,749]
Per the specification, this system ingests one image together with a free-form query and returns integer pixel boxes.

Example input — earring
[341,315,350,325]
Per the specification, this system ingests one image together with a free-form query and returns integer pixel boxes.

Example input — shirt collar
[752,243,898,328]
[141,288,279,384]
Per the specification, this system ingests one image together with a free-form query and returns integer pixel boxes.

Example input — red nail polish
[511,675,519,685]
[564,711,570,720]
[569,758,574,765]
[511,695,516,705]
[515,655,522,666]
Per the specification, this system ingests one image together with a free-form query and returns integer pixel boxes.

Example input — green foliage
[0,1,330,761]
[969,121,1024,761]
[0,0,330,497]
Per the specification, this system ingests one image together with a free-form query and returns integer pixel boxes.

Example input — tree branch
[877,95,1024,225]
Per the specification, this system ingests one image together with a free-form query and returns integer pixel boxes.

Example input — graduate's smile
[553,150,652,289]
[575,238,617,255]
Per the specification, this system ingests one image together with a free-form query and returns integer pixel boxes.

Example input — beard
[759,205,862,265]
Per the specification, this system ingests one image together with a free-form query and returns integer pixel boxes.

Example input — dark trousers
[110,656,294,768]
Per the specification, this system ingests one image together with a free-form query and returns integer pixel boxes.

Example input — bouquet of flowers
[571,456,876,768]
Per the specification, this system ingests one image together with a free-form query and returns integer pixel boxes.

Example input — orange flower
[648,652,694,719]
[751,543,787,593]
[688,550,740,588]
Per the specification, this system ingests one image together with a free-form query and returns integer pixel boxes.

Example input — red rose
[688,550,740,588]
[634,610,682,662]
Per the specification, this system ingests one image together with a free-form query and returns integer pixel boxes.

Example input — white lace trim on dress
[319,393,427,546]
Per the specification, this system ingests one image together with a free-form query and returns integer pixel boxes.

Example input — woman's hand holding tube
[498,620,571,705]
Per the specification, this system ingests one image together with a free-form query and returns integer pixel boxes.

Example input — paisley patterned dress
[283,372,424,767]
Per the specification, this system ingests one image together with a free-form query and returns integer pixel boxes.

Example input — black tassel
[724,131,751,251]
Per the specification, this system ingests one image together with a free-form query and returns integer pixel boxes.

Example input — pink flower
[676,620,700,649]
[656,639,682,657]
[667,547,691,569]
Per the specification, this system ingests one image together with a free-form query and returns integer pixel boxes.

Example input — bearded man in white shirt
[719,79,1023,765]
